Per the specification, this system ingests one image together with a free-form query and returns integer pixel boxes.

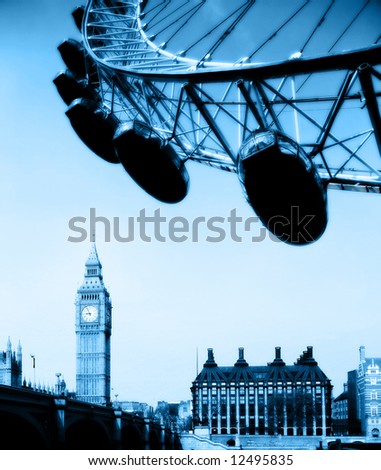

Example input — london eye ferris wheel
[54,0,381,245]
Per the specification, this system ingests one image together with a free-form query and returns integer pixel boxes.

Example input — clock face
[81,305,98,323]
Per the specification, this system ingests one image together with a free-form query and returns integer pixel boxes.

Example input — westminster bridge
[0,385,180,450]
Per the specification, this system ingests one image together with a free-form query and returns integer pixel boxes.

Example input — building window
[371,391,378,400]
[371,406,378,417]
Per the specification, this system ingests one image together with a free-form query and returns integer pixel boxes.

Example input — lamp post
[55,372,62,395]
[30,355,36,390]
[112,388,119,408]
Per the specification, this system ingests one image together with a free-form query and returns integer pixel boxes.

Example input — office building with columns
[191,346,332,437]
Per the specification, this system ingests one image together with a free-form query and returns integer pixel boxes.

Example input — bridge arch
[121,423,144,449]
[164,431,173,450]
[0,409,47,449]
[65,417,112,449]
[149,428,161,450]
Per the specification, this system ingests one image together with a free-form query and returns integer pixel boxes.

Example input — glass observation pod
[237,130,328,245]
[54,29,189,203]
[65,98,120,164]
[113,120,189,204]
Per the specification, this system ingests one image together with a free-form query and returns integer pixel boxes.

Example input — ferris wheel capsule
[66,98,120,164]
[237,130,328,245]
[113,121,189,203]
[72,5,85,32]
[53,70,99,106]
[57,39,88,78]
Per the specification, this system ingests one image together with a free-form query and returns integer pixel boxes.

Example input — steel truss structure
[80,0,381,193]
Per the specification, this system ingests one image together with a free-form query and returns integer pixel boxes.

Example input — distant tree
[154,401,172,427]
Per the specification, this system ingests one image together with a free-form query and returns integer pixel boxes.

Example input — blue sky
[1,0,381,407]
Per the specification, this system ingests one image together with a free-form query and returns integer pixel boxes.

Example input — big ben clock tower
[75,244,112,406]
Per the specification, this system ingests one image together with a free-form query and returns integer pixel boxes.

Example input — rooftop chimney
[234,347,248,367]
[270,346,285,366]
[294,346,317,365]
[204,348,217,368]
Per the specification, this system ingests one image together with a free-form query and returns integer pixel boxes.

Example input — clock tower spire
[75,243,112,406]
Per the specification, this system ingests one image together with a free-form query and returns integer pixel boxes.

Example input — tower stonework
[75,244,112,406]
[0,338,22,387]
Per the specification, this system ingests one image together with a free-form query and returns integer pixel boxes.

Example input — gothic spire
[85,243,102,268]
[82,243,105,284]
[17,340,22,363]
